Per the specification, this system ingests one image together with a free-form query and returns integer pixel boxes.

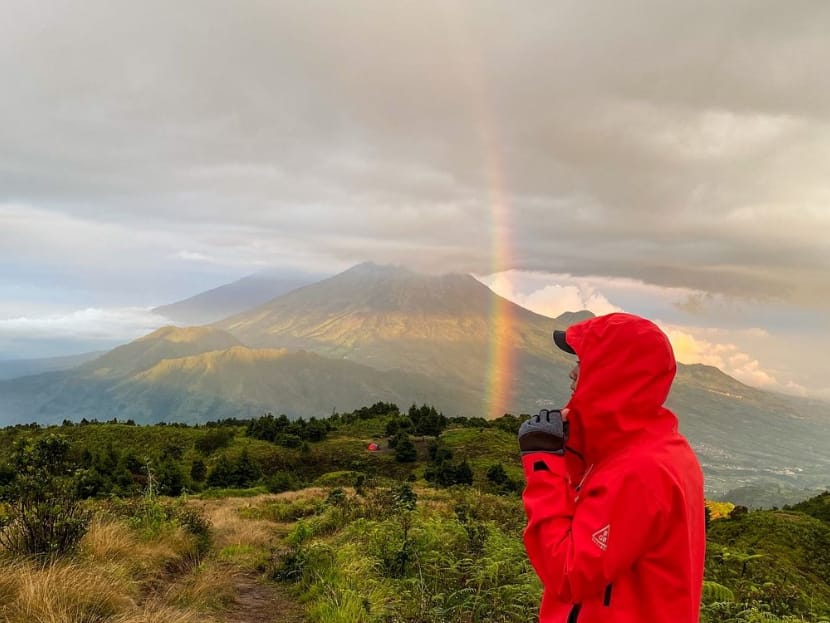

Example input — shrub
[194,428,235,455]
[267,470,301,493]
[190,459,207,483]
[425,459,474,487]
[394,435,417,463]
[0,435,91,556]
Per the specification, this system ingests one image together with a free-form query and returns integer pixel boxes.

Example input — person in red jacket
[518,312,705,622]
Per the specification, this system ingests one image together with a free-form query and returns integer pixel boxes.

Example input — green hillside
[2,406,828,622]
[704,508,830,620]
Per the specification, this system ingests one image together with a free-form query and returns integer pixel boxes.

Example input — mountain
[0,351,104,380]
[216,262,575,412]
[152,269,325,324]
[1,262,828,500]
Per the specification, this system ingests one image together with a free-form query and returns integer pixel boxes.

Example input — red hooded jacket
[522,313,705,622]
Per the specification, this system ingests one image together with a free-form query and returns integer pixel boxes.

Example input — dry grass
[189,492,321,566]
[0,558,134,623]
[0,517,217,623]
[0,493,313,623]
[112,602,218,623]
[80,518,199,581]
[202,500,276,552]
[163,560,237,611]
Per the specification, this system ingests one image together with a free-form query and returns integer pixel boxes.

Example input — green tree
[234,449,262,487]
[206,455,235,488]
[394,435,418,463]
[486,463,509,486]
[195,428,235,455]
[156,459,186,496]
[190,458,207,482]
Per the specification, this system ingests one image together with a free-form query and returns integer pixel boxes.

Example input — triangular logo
[591,524,610,551]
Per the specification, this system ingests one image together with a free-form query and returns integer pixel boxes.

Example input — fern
[702,580,735,604]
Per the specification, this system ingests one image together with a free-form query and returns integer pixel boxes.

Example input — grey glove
[518,409,567,455]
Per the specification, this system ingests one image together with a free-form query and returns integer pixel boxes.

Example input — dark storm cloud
[2,0,829,306]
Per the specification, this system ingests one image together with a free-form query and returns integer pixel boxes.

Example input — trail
[222,571,306,623]
[193,494,314,623]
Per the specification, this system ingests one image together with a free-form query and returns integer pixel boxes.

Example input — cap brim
[553,330,576,355]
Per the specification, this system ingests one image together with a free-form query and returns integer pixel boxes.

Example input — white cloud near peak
[481,272,622,318]
[664,327,778,389]
[0,307,167,341]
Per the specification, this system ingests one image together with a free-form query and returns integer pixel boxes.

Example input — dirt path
[222,571,307,623]
[191,494,313,623]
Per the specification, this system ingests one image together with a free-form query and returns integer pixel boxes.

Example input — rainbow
[483,170,516,419]
[438,2,517,418]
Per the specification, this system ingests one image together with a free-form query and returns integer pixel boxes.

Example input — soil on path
[222,571,307,623]
[190,493,317,623]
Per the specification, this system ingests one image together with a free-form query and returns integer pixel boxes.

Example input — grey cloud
[2,0,830,306]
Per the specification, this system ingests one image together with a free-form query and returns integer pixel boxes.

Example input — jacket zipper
[567,603,581,622]
[603,583,613,606]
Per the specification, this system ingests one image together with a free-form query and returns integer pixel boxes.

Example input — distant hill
[83,325,244,378]
[553,310,595,326]
[0,351,104,380]
[119,346,468,422]
[0,323,476,426]
[152,269,326,324]
[0,262,828,500]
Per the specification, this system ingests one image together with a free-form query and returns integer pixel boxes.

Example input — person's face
[569,362,580,394]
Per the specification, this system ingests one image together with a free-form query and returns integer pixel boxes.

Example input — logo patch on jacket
[592,525,610,551]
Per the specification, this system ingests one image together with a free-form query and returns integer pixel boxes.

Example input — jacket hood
[564,313,678,463]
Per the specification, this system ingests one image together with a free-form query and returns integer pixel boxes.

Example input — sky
[1,1,828,398]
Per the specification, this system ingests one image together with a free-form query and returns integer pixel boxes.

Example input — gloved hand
[518,409,568,455]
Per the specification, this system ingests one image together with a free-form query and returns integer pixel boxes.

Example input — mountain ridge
[152,268,326,324]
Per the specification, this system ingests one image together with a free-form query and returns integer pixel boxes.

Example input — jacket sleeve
[521,453,665,603]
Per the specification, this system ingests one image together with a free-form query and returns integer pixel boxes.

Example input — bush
[394,435,417,463]
[190,459,207,483]
[0,435,91,555]
[194,428,235,455]
[425,459,474,487]
[267,470,301,493]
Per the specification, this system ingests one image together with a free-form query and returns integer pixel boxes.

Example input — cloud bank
[1,0,829,307]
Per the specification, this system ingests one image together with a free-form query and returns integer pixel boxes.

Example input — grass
[273,485,541,623]
[238,489,328,523]
[0,517,218,623]
[0,559,132,622]
[0,486,303,623]
[2,415,829,623]
[196,485,270,499]
[439,427,524,485]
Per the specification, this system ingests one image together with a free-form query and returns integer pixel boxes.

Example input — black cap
[553,330,576,355]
